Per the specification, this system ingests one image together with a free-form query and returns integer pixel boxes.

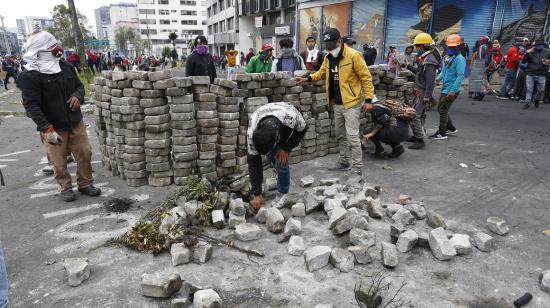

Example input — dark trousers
[437,93,457,133]
[3,71,17,90]
[372,119,409,153]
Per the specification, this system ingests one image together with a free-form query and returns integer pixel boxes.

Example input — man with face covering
[17,31,101,202]
[271,38,306,73]
[246,43,274,73]
[185,35,217,82]
[296,28,374,183]
[520,39,550,109]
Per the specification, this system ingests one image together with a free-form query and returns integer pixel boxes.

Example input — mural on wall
[384,0,433,53]
[299,6,322,52]
[351,0,386,62]
[494,0,550,49]
[322,2,351,37]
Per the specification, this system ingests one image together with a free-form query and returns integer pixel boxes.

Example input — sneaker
[42,165,54,175]
[429,132,448,140]
[522,103,530,110]
[496,95,509,100]
[271,193,289,209]
[67,155,74,163]
[408,139,425,150]
[369,151,388,159]
[388,145,405,158]
[78,185,102,197]
[328,162,351,171]
[60,189,77,202]
[446,128,458,135]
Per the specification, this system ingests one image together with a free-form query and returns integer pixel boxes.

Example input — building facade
[137,0,208,57]
[206,0,239,57]
[0,31,20,55]
[23,16,53,34]
[105,3,139,50]
[15,19,26,49]
[94,6,111,40]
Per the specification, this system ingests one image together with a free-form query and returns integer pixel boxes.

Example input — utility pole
[67,0,88,72]
[0,15,12,55]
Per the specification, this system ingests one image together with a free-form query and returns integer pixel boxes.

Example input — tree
[170,48,178,64]
[161,46,171,58]
[168,32,178,49]
[67,0,88,71]
[115,26,138,55]
[48,4,90,49]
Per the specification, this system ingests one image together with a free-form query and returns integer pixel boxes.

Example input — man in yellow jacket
[296,28,374,181]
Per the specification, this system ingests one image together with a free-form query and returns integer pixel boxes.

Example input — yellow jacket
[310,44,374,109]
[225,50,238,67]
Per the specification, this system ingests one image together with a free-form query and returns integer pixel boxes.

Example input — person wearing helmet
[185,35,217,82]
[407,32,440,149]
[247,102,308,209]
[245,43,274,73]
[430,34,466,140]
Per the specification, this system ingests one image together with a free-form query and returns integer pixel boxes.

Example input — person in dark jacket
[247,102,307,210]
[1,56,19,90]
[363,44,377,66]
[17,31,101,202]
[363,101,408,159]
[300,36,323,71]
[185,35,217,82]
[520,39,550,109]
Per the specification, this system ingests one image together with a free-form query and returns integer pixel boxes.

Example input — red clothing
[491,48,503,66]
[505,46,522,70]
[86,51,97,62]
[67,53,80,63]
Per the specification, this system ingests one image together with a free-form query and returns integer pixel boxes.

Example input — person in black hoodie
[17,31,101,202]
[363,100,409,159]
[185,35,217,82]
[247,102,307,210]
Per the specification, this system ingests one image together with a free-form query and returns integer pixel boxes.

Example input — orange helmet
[446,34,462,47]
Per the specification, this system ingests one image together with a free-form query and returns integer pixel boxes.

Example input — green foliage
[115,26,139,54]
[48,4,90,48]
[170,48,178,60]
[161,46,172,57]
[77,70,100,98]
[180,176,219,226]
[168,32,179,47]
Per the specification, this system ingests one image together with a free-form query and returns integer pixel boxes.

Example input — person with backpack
[407,33,440,150]
[363,99,413,159]
[272,38,306,73]
[430,34,466,140]
[245,44,273,73]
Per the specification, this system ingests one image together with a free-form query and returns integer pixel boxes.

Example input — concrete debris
[366,197,384,219]
[211,209,225,229]
[319,178,339,186]
[329,248,355,273]
[404,202,426,219]
[300,175,315,188]
[347,245,372,264]
[328,207,348,229]
[333,214,369,235]
[193,289,223,308]
[334,193,349,207]
[284,218,302,236]
[255,207,267,224]
[305,191,323,213]
[323,199,343,217]
[265,177,277,191]
[171,297,190,308]
[346,190,368,209]
[396,230,418,253]
[471,232,496,252]
[265,207,285,233]
[228,212,246,229]
[235,223,263,241]
[428,227,457,261]
[141,273,182,298]
[193,241,213,263]
[385,203,402,217]
[539,270,550,292]
[171,243,191,266]
[314,305,335,308]
[417,231,430,248]
[426,210,447,229]
[63,258,90,287]
[288,235,306,256]
[392,208,415,225]
[291,203,306,217]
[486,216,510,236]
[349,228,376,247]
[449,234,472,255]
[381,242,399,268]
[323,186,338,198]
[390,223,406,242]
[304,246,332,272]
[160,206,188,234]
[398,194,411,205]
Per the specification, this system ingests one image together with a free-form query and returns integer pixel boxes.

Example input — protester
[245,48,255,64]
[245,43,273,73]
[363,44,377,66]
[300,36,323,71]
[363,100,410,159]
[399,43,417,72]
[385,44,399,73]
[240,51,245,66]
[296,28,375,183]
[0,239,7,308]
[342,36,356,47]
[17,31,102,202]
[225,49,238,75]
[185,35,217,82]
[247,102,307,209]
[86,50,97,74]
[520,39,550,109]
[497,41,522,99]
[66,50,81,73]
[407,33,439,149]
[484,40,503,95]
[1,56,18,90]
[272,38,305,73]
[470,36,490,100]
[431,34,466,140]
[510,44,528,100]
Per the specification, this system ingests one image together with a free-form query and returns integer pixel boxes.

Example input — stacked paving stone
[168,77,195,186]
[143,70,173,187]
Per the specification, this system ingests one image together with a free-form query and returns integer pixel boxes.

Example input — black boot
[408,139,425,150]
[389,145,405,158]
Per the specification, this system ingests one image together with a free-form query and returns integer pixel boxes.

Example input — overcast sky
[2,0,134,34]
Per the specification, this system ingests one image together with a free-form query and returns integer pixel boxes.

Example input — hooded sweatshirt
[438,53,466,94]
[414,50,439,99]
[272,48,306,72]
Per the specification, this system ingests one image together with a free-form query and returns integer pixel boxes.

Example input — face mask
[329,47,341,58]
[260,51,270,61]
[195,45,208,55]
[445,48,459,56]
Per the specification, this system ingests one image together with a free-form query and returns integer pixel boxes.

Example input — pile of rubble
[90,65,415,190]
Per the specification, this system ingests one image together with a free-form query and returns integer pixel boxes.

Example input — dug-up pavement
[1,94,550,307]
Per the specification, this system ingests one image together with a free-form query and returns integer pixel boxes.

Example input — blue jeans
[525,75,546,103]
[499,68,516,96]
[269,152,290,194]
[0,241,8,308]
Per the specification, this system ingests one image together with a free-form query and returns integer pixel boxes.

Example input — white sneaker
[446,129,458,135]
[271,193,289,209]
[42,165,54,175]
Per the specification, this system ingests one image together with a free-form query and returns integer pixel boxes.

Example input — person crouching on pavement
[17,31,101,202]
[363,100,410,159]
[295,28,375,183]
[430,34,466,140]
[248,102,307,210]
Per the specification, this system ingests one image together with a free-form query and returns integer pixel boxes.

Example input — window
[220,20,225,32]
[202,20,206,25]
[181,20,198,25]
[219,0,224,10]
[172,20,177,22]
[212,4,217,14]
[227,17,234,30]
[207,7,211,17]
[213,23,218,33]
[141,29,158,35]
[139,9,155,15]
[208,25,212,35]
[159,9,169,15]
[140,19,157,24]
[160,19,171,24]
[274,0,280,7]
[288,0,295,6]
[260,0,267,10]
[268,11,280,25]
[180,0,196,4]
[171,10,177,12]
[227,0,232,7]
[181,10,197,15]
[158,0,169,4]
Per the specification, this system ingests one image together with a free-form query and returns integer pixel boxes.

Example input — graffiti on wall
[351,0,386,62]
[495,0,550,49]
[322,2,351,37]
[299,6,322,51]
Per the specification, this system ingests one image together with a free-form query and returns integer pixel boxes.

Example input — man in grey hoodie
[407,33,440,150]
[272,38,306,73]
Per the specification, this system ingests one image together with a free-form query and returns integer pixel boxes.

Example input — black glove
[365,98,372,104]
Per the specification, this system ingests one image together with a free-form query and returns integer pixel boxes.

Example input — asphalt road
[1,90,550,307]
